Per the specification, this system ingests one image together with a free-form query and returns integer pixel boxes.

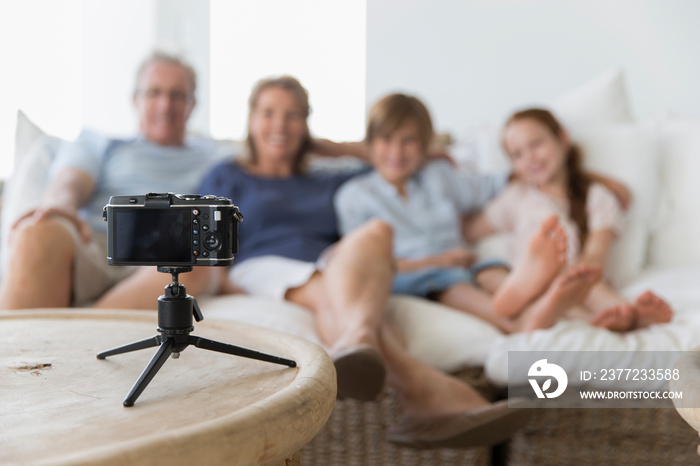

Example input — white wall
[366,0,700,135]
[209,0,366,142]
[0,1,83,178]
[81,0,157,138]
[81,0,209,138]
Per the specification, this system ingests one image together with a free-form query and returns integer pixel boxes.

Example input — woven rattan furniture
[303,368,699,466]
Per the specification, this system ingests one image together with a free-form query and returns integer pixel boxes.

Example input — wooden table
[0,309,336,466]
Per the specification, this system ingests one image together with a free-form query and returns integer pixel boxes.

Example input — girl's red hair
[505,109,592,247]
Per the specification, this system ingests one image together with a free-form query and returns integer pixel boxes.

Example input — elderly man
[0,51,227,309]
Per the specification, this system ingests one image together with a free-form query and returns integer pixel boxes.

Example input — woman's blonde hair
[245,75,312,174]
[366,93,434,151]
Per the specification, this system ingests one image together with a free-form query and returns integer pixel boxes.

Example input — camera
[103,193,243,266]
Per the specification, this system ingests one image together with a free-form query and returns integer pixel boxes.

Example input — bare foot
[590,303,635,332]
[515,264,601,332]
[493,215,568,318]
[632,291,674,329]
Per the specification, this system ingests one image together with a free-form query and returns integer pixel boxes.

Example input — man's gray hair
[134,51,197,95]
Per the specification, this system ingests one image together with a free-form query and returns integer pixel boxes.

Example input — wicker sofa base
[301,368,495,466]
[301,368,699,466]
[505,404,699,465]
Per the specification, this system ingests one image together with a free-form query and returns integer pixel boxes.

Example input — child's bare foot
[494,215,567,318]
[515,264,601,332]
[590,303,635,332]
[632,291,674,329]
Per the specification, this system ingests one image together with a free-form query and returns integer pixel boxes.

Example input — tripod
[97,266,297,407]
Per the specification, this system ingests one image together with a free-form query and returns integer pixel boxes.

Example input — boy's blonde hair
[366,93,434,150]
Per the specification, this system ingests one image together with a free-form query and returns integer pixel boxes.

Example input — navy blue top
[198,160,361,265]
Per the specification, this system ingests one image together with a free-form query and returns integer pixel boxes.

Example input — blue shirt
[197,161,361,264]
[50,130,232,233]
[334,160,508,260]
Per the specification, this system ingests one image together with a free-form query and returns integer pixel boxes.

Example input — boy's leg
[437,283,515,333]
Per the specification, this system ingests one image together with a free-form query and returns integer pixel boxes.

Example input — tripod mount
[97,266,297,407]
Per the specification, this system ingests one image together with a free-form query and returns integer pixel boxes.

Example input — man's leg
[94,266,223,310]
[0,220,75,309]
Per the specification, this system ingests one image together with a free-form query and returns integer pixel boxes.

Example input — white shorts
[55,218,138,306]
[230,254,332,300]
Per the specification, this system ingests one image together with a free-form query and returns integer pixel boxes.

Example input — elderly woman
[198,76,529,449]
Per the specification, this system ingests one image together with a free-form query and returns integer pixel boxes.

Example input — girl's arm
[587,171,631,210]
[578,228,617,268]
[462,211,498,243]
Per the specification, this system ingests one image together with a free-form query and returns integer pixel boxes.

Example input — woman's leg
[285,219,394,352]
[380,319,489,417]
[380,319,531,448]
[284,220,394,401]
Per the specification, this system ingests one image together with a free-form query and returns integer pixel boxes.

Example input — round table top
[0,309,336,466]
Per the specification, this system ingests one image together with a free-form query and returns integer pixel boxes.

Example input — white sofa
[3,68,700,388]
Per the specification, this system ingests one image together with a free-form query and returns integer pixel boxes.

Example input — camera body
[104,193,242,267]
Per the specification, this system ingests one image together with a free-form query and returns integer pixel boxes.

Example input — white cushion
[1,112,63,276]
[387,295,503,371]
[550,67,634,130]
[451,68,635,174]
[200,293,503,373]
[647,116,700,268]
[573,124,661,286]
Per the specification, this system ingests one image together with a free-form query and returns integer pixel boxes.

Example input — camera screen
[113,209,192,263]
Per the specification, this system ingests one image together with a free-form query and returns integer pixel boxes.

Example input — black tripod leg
[97,335,162,359]
[190,336,296,367]
[123,339,174,407]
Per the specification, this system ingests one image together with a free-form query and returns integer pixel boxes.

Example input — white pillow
[574,124,661,286]
[550,67,634,130]
[1,112,64,276]
[387,294,503,372]
[200,293,503,373]
[647,116,700,268]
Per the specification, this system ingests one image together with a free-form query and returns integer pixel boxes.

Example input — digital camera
[103,193,243,266]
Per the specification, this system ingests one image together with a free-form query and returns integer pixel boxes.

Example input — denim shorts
[392,259,509,298]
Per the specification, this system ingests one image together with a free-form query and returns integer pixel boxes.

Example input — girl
[334,94,603,333]
[465,108,673,331]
